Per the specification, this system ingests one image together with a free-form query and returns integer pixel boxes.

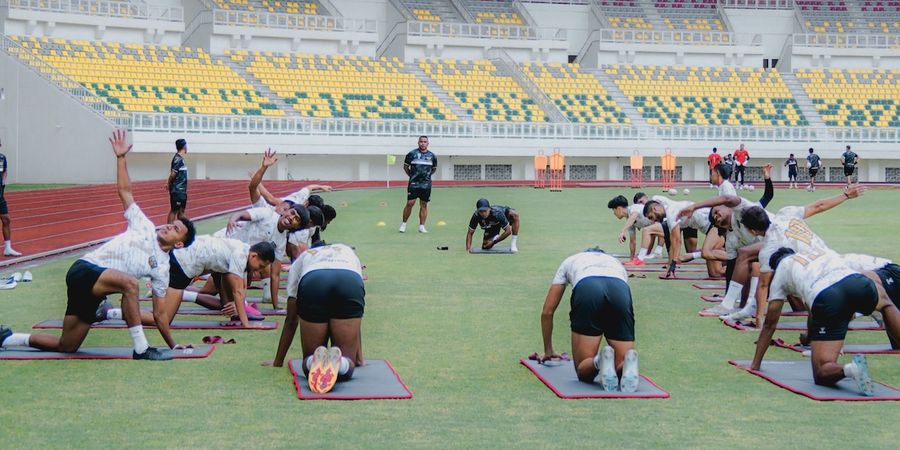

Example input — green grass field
[1,186,898,448]
[3,183,77,192]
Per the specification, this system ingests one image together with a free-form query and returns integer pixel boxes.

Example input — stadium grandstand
[0,0,898,184]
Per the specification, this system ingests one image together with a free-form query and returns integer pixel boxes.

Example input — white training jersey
[283,187,310,206]
[172,235,249,278]
[759,206,831,273]
[288,227,319,248]
[628,203,653,229]
[215,207,288,260]
[768,249,855,309]
[723,198,771,259]
[717,180,737,197]
[552,251,628,287]
[683,207,712,232]
[842,253,892,272]
[252,197,272,210]
[285,244,363,298]
[81,204,170,298]
[650,195,692,229]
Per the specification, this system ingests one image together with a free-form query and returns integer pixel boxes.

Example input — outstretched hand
[676,207,694,221]
[262,148,278,167]
[762,163,773,179]
[109,129,132,158]
[844,184,866,199]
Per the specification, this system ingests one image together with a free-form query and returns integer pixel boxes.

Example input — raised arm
[677,195,742,221]
[226,210,252,234]
[304,184,333,193]
[248,148,278,205]
[109,129,135,210]
[803,184,864,219]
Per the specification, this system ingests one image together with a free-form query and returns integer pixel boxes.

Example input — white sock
[305,355,314,371]
[2,333,31,347]
[843,363,855,378]
[511,235,518,245]
[108,308,123,320]
[748,277,759,300]
[182,290,199,302]
[339,357,351,375]
[4,240,10,250]
[691,251,702,260]
[401,222,407,227]
[261,278,271,301]
[637,248,649,260]
[721,281,744,309]
[129,325,149,354]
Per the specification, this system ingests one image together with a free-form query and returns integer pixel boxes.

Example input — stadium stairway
[637,0,665,27]
[591,69,650,126]
[491,53,569,123]
[222,56,298,117]
[781,71,828,132]
[405,64,473,120]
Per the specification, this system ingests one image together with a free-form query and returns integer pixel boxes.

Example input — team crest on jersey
[148,256,158,269]
[784,219,813,245]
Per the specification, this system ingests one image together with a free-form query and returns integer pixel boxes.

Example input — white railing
[407,20,567,41]
[6,0,183,22]
[213,9,377,33]
[0,34,129,125]
[127,113,900,144]
[520,0,589,4]
[595,28,760,46]
[793,33,900,49]
[718,0,793,9]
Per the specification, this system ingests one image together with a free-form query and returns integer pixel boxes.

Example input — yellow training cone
[436,221,446,226]
[376,221,386,227]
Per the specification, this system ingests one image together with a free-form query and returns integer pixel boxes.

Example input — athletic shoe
[595,346,618,392]
[3,248,22,257]
[11,272,22,282]
[510,244,518,253]
[623,258,645,267]
[620,349,640,393]
[850,354,874,397]
[0,324,12,347]
[260,278,271,301]
[703,304,737,316]
[720,308,754,321]
[307,346,331,393]
[243,302,265,320]
[418,225,428,233]
[0,279,16,290]
[133,347,174,361]
[95,300,114,321]
[398,223,407,233]
[22,271,32,282]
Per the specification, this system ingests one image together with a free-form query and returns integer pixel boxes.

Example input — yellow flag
[387,154,397,165]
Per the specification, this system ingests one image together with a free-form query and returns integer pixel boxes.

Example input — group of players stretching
[607,160,900,396]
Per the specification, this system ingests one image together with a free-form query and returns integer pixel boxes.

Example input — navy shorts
[170,192,187,211]
[876,264,900,308]
[65,259,108,323]
[297,269,365,323]
[808,274,878,341]
[843,165,855,177]
[569,277,635,340]
[168,253,193,290]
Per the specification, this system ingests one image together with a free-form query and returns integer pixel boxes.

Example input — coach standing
[733,143,749,189]
[400,136,437,234]
[0,138,21,256]
[841,145,859,186]
[166,138,188,224]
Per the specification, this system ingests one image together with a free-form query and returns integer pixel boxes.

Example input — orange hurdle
[533,151,547,189]
[549,149,565,192]
[661,148,677,190]
[629,149,644,188]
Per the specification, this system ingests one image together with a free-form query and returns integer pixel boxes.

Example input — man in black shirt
[841,145,859,186]
[400,136,437,234]
[0,138,21,256]
[784,153,798,189]
[806,147,821,192]
[466,198,520,253]
[166,138,188,223]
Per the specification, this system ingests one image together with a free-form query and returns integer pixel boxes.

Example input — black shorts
[808,274,878,341]
[0,184,7,215]
[170,192,187,210]
[808,168,819,178]
[64,259,108,323]
[843,165,856,177]
[297,269,365,323]
[569,276,635,340]
[168,253,192,290]
[682,227,698,239]
[407,187,431,202]
[875,263,900,308]
[788,167,797,178]
[483,227,501,244]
